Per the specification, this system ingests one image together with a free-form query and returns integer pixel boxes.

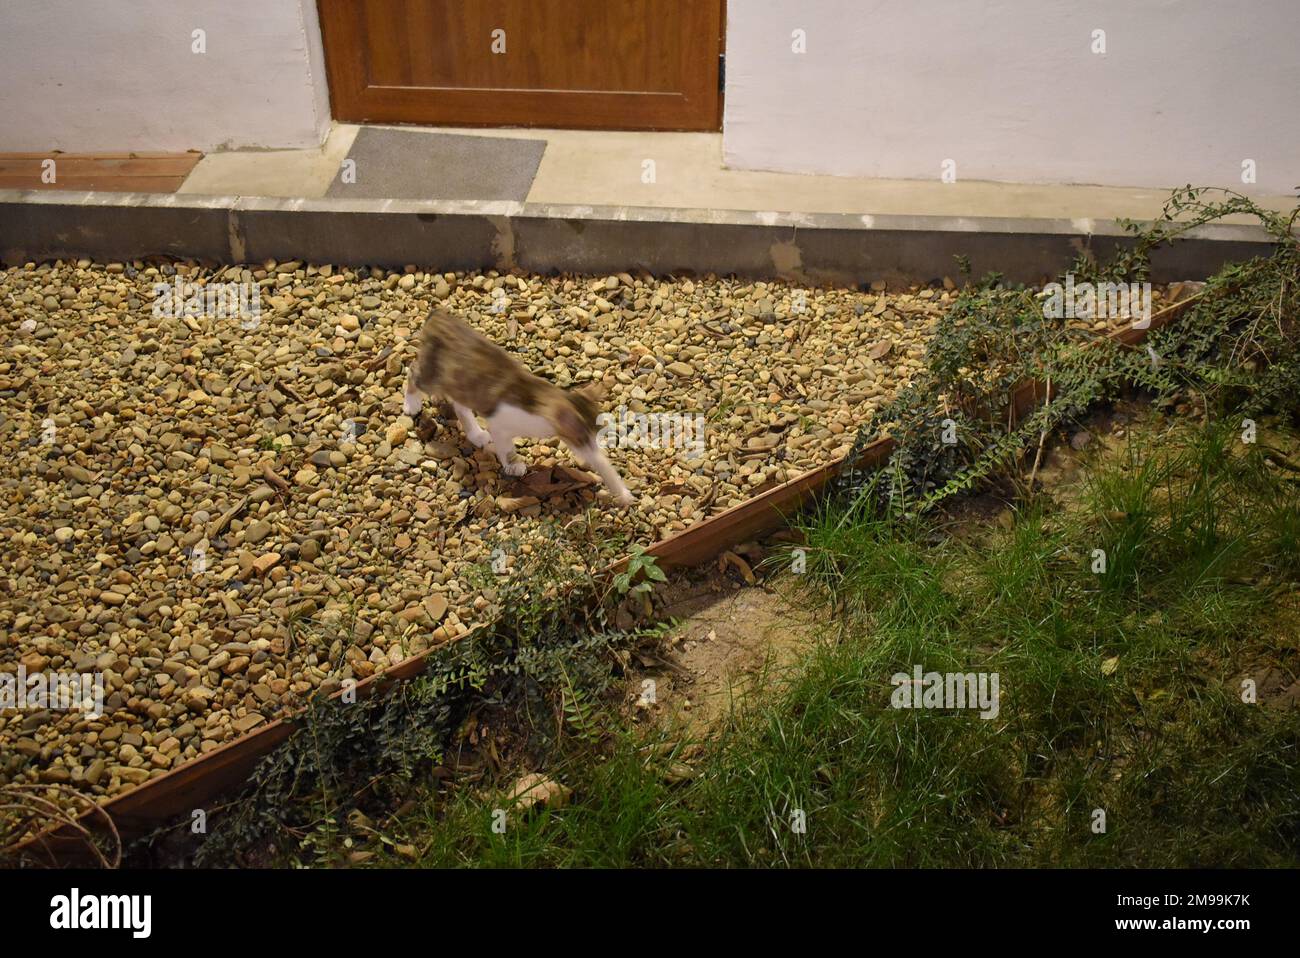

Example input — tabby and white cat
[402,309,634,507]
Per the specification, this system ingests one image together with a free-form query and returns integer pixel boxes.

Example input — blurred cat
[402,308,633,507]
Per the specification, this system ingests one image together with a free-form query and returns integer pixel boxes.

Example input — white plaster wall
[0,0,331,153]
[723,0,1300,192]
[298,0,333,146]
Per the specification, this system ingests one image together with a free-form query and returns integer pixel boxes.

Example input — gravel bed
[4,257,1136,822]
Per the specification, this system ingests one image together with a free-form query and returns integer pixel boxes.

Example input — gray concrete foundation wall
[0,191,1282,285]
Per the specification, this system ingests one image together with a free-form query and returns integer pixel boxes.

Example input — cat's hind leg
[494,441,526,478]
[485,426,526,477]
[451,402,493,449]
[486,404,546,477]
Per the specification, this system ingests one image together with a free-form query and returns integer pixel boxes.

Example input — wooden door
[318,0,723,131]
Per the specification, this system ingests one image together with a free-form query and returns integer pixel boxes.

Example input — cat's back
[415,308,533,408]
[421,307,485,349]
[421,308,508,364]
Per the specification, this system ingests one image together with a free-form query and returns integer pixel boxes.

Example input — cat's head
[545,383,603,447]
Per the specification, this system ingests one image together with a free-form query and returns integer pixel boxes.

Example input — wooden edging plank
[11,624,483,865]
[0,159,201,175]
[0,152,202,194]
[8,293,1203,865]
[0,177,191,193]
[1008,289,1204,421]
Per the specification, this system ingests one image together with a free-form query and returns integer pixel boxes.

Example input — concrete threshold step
[0,189,1283,284]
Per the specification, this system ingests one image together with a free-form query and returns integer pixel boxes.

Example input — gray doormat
[326,127,546,201]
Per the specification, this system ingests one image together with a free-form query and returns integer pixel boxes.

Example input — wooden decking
[0,151,202,192]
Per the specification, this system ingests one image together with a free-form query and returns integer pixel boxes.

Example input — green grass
[358,416,1300,868]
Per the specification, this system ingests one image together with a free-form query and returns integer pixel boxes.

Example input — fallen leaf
[507,772,572,812]
[663,761,696,784]
[719,550,756,585]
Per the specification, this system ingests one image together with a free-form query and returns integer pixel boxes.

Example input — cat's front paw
[502,460,527,477]
[402,394,423,416]
[614,489,634,508]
